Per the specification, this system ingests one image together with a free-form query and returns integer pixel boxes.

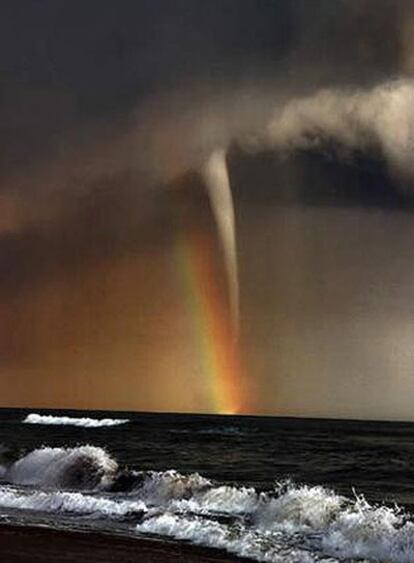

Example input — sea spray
[2,445,414,562]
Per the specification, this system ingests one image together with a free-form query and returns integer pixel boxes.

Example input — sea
[0,408,414,562]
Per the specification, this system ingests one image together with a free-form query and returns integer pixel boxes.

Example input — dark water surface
[2,409,414,504]
[1,408,414,562]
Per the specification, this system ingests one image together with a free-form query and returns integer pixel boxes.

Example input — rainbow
[174,227,244,414]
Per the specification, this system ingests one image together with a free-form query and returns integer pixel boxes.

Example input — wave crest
[6,446,118,490]
[137,480,414,563]
[23,413,129,427]
[2,449,414,562]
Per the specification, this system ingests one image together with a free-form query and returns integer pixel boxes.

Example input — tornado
[203,149,239,337]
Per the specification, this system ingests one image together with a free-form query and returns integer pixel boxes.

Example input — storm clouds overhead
[1,1,414,418]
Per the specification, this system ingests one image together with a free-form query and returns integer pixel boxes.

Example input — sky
[2,0,414,419]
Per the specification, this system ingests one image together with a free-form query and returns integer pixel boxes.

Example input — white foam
[138,470,212,503]
[136,478,414,563]
[23,413,128,427]
[0,486,147,519]
[3,456,414,562]
[137,513,318,563]
[322,497,414,562]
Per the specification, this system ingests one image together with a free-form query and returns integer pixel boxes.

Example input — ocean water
[1,409,414,562]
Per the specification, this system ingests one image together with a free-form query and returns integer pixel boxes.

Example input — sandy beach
[0,523,253,562]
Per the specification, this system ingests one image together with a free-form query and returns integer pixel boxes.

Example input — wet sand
[0,523,253,562]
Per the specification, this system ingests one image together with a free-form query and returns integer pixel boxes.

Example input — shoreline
[0,522,254,562]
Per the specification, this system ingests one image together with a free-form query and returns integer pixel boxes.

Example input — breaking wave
[23,413,129,427]
[4,446,118,490]
[136,479,414,563]
[1,446,414,561]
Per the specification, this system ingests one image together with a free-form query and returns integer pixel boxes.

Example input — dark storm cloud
[0,0,410,179]
[0,0,410,176]
[2,0,414,414]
